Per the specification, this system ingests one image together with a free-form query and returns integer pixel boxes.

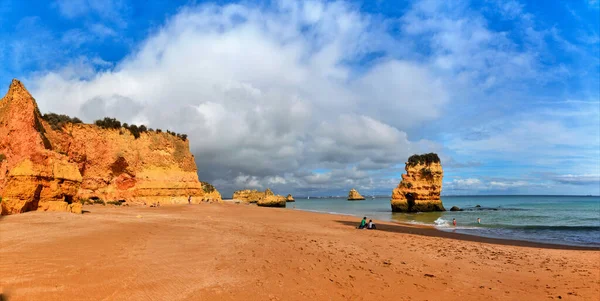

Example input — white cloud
[444,178,483,191]
[55,0,89,18]
[445,100,600,177]
[29,1,444,196]
[552,174,600,185]
[13,0,597,197]
[489,180,529,189]
[54,0,128,24]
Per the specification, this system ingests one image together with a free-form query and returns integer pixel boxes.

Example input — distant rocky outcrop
[257,195,286,207]
[286,194,295,202]
[232,189,267,203]
[450,206,461,211]
[0,79,220,215]
[233,188,286,207]
[347,188,365,201]
[390,153,445,212]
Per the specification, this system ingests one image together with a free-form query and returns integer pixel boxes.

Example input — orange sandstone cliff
[390,153,445,212]
[233,189,270,203]
[0,79,220,215]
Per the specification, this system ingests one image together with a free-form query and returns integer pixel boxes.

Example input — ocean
[288,195,600,247]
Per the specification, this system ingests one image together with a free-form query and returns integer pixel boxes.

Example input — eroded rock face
[199,182,222,203]
[390,153,445,212]
[1,156,83,215]
[257,195,286,207]
[347,188,365,200]
[0,79,220,215]
[233,189,267,203]
[286,194,295,202]
[233,188,286,207]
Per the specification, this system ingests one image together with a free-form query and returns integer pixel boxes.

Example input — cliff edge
[390,153,445,212]
[0,79,220,215]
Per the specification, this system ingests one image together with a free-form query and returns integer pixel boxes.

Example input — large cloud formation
[28,1,447,196]
[22,0,600,196]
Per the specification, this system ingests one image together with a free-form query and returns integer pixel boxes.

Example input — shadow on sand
[334,220,599,251]
[0,292,10,301]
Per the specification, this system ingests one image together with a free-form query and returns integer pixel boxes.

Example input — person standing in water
[452,218,457,227]
[477,218,481,224]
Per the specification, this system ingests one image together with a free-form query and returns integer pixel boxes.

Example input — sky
[0,0,598,197]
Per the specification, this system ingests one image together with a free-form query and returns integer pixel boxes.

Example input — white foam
[434,217,451,228]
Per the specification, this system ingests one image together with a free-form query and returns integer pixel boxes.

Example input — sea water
[288,195,600,247]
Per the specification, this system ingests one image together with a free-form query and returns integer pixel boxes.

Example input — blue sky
[0,0,598,197]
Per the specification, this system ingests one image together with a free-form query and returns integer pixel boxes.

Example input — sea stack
[390,153,445,212]
[0,79,221,215]
[347,188,365,200]
[286,194,295,202]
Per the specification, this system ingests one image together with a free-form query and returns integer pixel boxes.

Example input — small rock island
[347,188,365,200]
[390,153,445,212]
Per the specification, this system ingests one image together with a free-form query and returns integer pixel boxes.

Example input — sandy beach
[1,203,599,301]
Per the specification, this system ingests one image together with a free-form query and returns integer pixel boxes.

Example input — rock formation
[199,182,222,203]
[390,153,445,212]
[232,189,267,203]
[257,195,286,207]
[286,194,295,202]
[233,188,286,207]
[347,188,365,200]
[0,79,221,215]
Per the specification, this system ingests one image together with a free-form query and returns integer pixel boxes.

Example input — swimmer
[477,218,481,224]
[452,218,457,227]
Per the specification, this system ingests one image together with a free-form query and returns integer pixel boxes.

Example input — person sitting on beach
[367,219,376,230]
[358,217,367,229]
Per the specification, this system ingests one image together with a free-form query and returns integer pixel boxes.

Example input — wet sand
[1,203,599,300]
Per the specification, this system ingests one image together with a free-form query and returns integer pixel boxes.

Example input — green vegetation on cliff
[39,113,188,141]
[201,181,216,193]
[42,113,82,131]
[407,153,441,166]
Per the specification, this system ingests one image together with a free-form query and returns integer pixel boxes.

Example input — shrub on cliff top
[201,181,216,193]
[95,117,121,129]
[407,153,441,166]
[42,113,82,131]
[91,116,187,141]
[0,153,6,163]
[127,124,141,139]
